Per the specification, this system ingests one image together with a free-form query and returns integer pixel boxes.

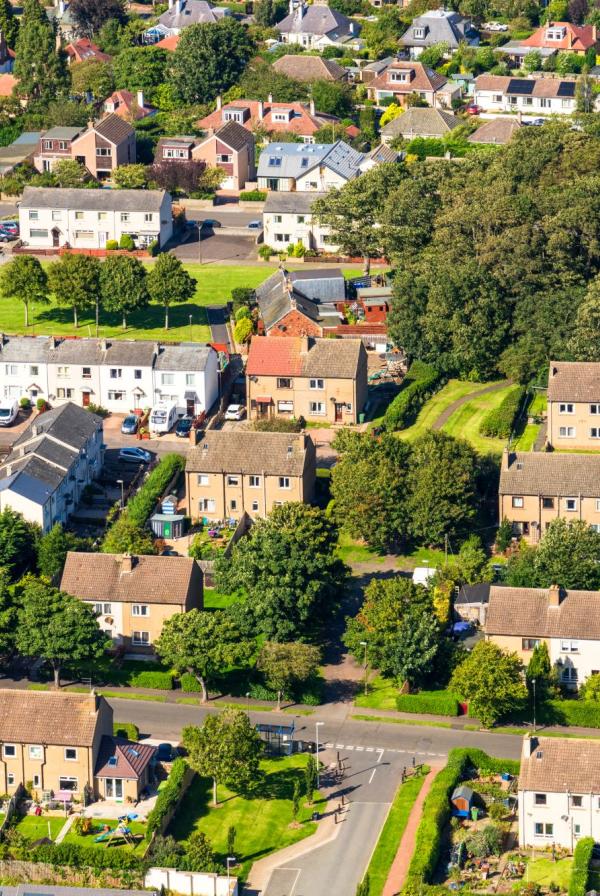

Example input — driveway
[171,229,257,263]
[206,305,230,348]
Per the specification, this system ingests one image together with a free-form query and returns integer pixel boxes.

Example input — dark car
[156,743,175,762]
[121,414,139,435]
[119,446,152,464]
[201,218,222,229]
[175,416,193,437]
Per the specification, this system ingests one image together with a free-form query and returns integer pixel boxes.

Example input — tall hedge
[479,386,525,439]
[396,691,459,717]
[146,757,189,841]
[568,837,594,896]
[383,361,444,432]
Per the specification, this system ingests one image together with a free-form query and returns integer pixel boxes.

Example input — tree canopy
[14,0,69,105]
[172,20,255,104]
[100,255,149,329]
[450,641,527,727]
[48,254,101,328]
[506,519,600,590]
[0,254,49,327]
[147,254,196,329]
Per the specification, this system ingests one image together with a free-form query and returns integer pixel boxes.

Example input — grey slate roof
[486,585,600,640]
[381,107,460,139]
[401,8,478,49]
[43,126,83,140]
[20,186,167,212]
[499,450,600,497]
[547,361,600,403]
[157,0,229,29]
[277,2,359,40]
[0,334,54,363]
[155,343,214,371]
[263,191,327,215]
[257,140,364,181]
[186,430,313,476]
[13,401,101,452]
[519,736,600,794]
[256,269,345,331]
[456,582,492,606]
[290,268,346,301]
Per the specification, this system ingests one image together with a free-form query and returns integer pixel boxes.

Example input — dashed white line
[346,745,355,751]
[368,768,377,784]
[356,746,365,751]
[366,747,374,752]
[335,743,344,749]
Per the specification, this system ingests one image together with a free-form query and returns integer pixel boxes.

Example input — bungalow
[65,38,112,64]
[144,0,230,43]
[473,74,580,115]
[467,118,522,145]
[276,0,361,50]
[400,9,479,59]
[272,54,348,82]
[103,89,155,121]
[381,107,460,143]
[498,22,598,67]
[367,61,460,108]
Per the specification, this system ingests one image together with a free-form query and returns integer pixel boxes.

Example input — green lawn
[355,674,399,711]
[13,814,66,841]
[529,391,547,416]
[524,856,573,889]
[395,545,446,571]
[365,770,429,896]
[513,422,540,451]
[203,587,240,610]
[168,755,325,882]
[397,380,488,441]
[62,817,148,855]
[336,531,387,565]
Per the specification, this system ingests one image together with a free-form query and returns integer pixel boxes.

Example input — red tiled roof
[0,73,16,98]
[247,336,304,376]
[104,90,154,120]
[369,61,448,95]
[66,38,112,64]
[521,21,597,51]
[95,736,156,779]
[197,100,328,136]
[155,34,180,50]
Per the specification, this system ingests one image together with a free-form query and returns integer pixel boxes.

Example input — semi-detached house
[473,74,580,115]
[546,360,600,450]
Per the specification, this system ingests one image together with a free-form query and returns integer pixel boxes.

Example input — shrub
[36,398,47,411]
[479,386,526,439]
[231,287,255,310]
[19,397,31,409]
[248,682,278,701]
[258,244,274,260]
[113,721,139,741]
[548,699,600,728]
[396,691,459,716]
[129,670,175,690]
[86,402,109,418]
[106,239,119,250]
[569,837,594,896]
[383,361,444,432]
[252,417,303,433]
[146,757,189,840]
[119,234,135,251]
[180,672,200,692]
[23,842,142,870]
[235,306,251,321]
[234,317,253,344]
[240,190,267,201]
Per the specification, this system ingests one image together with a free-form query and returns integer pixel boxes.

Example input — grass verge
[355,675,399,711]
[337,531,387,565]
[352,714,452,729]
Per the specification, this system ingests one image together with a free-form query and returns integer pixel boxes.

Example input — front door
[82,392,90,407]
[105,778,123,800]
[335,402,344,422]
[52,228,60,248]
[99,231,108,248]
[163,521,171,538]
[186,398,195,416]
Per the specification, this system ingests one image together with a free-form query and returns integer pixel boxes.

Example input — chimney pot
[258,100,264,120]
[100,338,108,352]
[268,93,273,103]
[137,89,144,109]
[216,95,222,111]
[309,98,315,116]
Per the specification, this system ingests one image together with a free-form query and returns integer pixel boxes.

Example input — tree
[304,754,317,804]
[215,503,347,642]
[0,568,17,658]
[0,0,19,49]
[183,709,263,806]
[570,275,600,360]
[17,576,107,687]
[450,641,527,727]
[147,159,222,195]
[52,159,93,188]
[526,641,553,700]
[227,825,236,857]
[238,59,307,103]
[48,254,100,328]
[0,507,39,578]
[361,8,405,56]
[0,254,48,327]
[112,164,148,190]
[257,642,321,708]
[310,80,353,118]
[505,541,538,587]
[147,254,196,329]
[382,601,442,690]
[37,523,89,580]
[100,255,149,328]
[113,46,168,91]
[452,535,491,585]
[155,609,253,702]
[292,778,301,823]
[185,831,219,873]
[102,518,157,555]
[380,102,403,127]
[233,317,253,344]
[523,49,542,72]
[69,0,126,37]
[70,59,115,100]
[254,0,285,26]
[14,0,68,105]
[534,519,600,590]
[579,673,600,701]
[171,19,255,104]
[496,517,513,553]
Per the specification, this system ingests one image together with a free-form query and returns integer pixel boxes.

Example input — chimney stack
[121,553,134,574]
[309,98,315,116]
[58,0,65,14]
[100,338,108,352]
[548,583,562,607]
[258,100,264,120]
[523,734,538,758]
[216,94,222,111]
[268,92,273,103]
[137,90,144,110]
[299,335,309,353]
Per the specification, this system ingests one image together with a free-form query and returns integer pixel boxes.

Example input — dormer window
[546,26,566,40]
[390,70,410,82]
[413,26,427,38]
[272,110,292,122]
[268,156,282,167]
[224,109,244,123]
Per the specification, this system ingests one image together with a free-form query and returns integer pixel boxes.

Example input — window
[200,498,216,512]
[93,602,111,614]
[134,369,142,379]
[251,500,259,512]
[133,631,150,646]
[29,229,48,239]
[561,640,579,653]
[279,476,290,489]
[57,388,74,399]
[297,215,305,224]
[493,94,503,102]
[561,666,579,682]
[82,367,91,378]
[29,745,43,760]
[96,147,110,156]
[7,773,14,786]
[591,428,600,439]
[230,499,237,511]
[523,97,533,106]
[559,403,574,414]
[571,795,583,808]
[121,213,130,223]
[98,212,107,221]
[132,604,149,617]
[110,368,122,379]
[65,747,78,761]
[274,233,290,243]
[534,823,553,836]
[277,377,292,389]
[75,230,94,240]
[3,744,16,758]
[278,400,294,414]
[523,638,540,651]
[29,210,39,221]
[274,215,282,224]
[161,373,174,385]
[43,140,52,150]
[559,426,576,438]
[249,475,261,488]
[108,390,125,401]
[33,774,41,787]
[59,777,78,791]
[217,153,232,163]
[309,378,324,390]
[542,497,554,509]
[390,71,409,82]
[75,211,87,221]
[4,364,17,375]
[197,474,209,486]
[565,497,578,511]
[272,113,289,122]
[52,210,62,221]
[534,793,547,805]
[540,97,551,109]
[310,401,325,415]
[227,475,240,486]
[590,404,599,414]
[413,26,426,38]
[512,496,524,508]
[184,373,196,387]
[164,148,187,159]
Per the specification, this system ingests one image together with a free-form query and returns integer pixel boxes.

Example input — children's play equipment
[94,813,138,845]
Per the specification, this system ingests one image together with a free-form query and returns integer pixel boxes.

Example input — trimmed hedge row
[180,671,200,692]
[568,837,594,896]
[146,757,188,841]
[511,699,600,729]
[113,721,139,741]
[239,190,267,201]
[383,361,444,432]
[404,748,520,891]
[129,670,175,690]
[23,842,142,871]
[479,386,525,439]
[396,691,460,717]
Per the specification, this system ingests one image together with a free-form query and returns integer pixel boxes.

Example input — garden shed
[451,784,474,817]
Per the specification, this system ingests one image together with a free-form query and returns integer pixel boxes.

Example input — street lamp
[116,479,124,509]
[532,678,537,733]
[315,721,324,788]
[189,314,193,342]
[360,640,368,696]
[226,856,236,887]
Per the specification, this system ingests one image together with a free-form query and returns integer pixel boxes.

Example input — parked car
[0,230,12,243]
[483,20,508,30]
[201,218,222,229]
[0,221,18,235]
[121,414,139,435]
[119,446,152,464]
[225,404,245,421]
[0,399,19,426]
[175,416,194,438]
[247,220,262,229]
[466,104,481,115]
[156,743,175,762]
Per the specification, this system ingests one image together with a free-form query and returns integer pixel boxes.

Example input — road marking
[356,746,365,751]
[324,743,334,749]
[336,743,344,749]
[366,747,374,752]
[368,768,377,784]
[376,749,384,763]
[346,745,355,750]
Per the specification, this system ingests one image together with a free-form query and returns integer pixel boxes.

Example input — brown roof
[486,584,600,639]
[213,121,254,152]
[95,736,156,779]
[474,74,511,92]
[197,100,334,137]
[474,73,577,98]
[369,61,447,95]
[92,113,135,144]
[61,552,202,606]
[246,335,365,379]
[0,689,106,746]
[547,361,600,402]
[520,736,600,793]
[187,430,314,477]
[499,450,600,497]
[272,54,347,82]
[468,117,522,144]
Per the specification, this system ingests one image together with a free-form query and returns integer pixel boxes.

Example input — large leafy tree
[155,609,253,703]
[0,0,18,48]
[0,508,39,578]
[100,255,149,329]
[381,602,442,691]
[69,0,126,37]
[147,254,196,329]
[70,59,115,101]
[0,568,17,658]
[17,577,107,687]
[450,641,527,727]
[37,523,90,581]
[216,503,347,643]
[102,518,156,555]
[113,46,168,91]
[147,159,222,195]
[14,0,68,104]
[569,274,600,360]
[309,79,352,118]
[48,254,101,328]
[183,709,263,806]
[0,254,48,327]
[534,519,600,590]
[171,19,255,104]
[256,642,321,707]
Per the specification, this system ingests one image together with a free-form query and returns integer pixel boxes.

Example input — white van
[149,403,177,435]
[0,399,19,427]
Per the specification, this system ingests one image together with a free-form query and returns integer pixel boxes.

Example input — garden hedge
[180,672,200,692]
[511,699,600,729]
[146,757,189,841]
[113,722,139,741]
[479,386,525,439]
[23,842,142,871]
[239,190,266,201]
[396,691,459,717]
[383,362,444,432]
[128,670,175,690]
[569,837,594,896]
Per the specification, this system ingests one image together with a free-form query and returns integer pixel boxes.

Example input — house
[0,132,42,176]
[19,186,172,250]
[276,0,361,50]
[546,361,600,450]
[155,135,200,162]
[66,38,112,64]
[485,583,600,689]
[455,582,493,625]
[0,688,155,802]
[153,342,219,416]
[367,61,460,109]
[46,0,77,41]
[34,125,85,172]
[467,117,522,145]
[191,122,256,191]
[263,191,338,252]
[32,115,136,178]
[451,785,475,817]
[255,267,344,336]
[400,9,479,59]
[144,0,230,43]
[272,54,347,82]
[473,75,580,115]
[0,402,103,531]
[61,552,204,652]
[257,140,366,192]
[498,22,598,67]
[197,96,341,144]
[185,430,316,522]
[381,107,460,143]
[103,89,155,121]
[518,735,600,848]
[246,334,367,424]
[499,449,600,543]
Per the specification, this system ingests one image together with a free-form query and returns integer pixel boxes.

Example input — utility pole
[444,533,448,566]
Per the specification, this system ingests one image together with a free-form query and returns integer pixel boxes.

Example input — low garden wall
[145,866,237,896]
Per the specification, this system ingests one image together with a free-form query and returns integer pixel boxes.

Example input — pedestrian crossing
[324,742,446,757]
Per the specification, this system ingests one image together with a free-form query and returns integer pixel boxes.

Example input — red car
[466,104,481,116]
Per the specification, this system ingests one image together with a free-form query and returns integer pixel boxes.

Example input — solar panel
[557,81,575,97]
[507,78,535,95]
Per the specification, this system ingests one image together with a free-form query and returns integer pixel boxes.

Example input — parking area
[172,227,258,263]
